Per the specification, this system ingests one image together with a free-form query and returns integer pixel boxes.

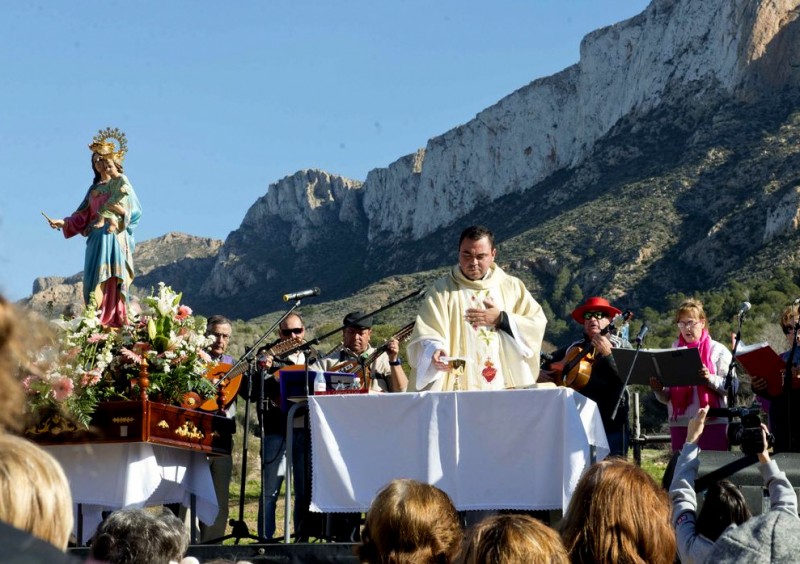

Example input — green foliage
[551,266,570,303]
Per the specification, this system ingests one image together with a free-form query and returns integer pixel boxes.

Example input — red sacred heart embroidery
[482,360,497,382]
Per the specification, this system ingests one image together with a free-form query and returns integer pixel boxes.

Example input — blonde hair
[457,514,568,564]
[674,298,707,323]
[357,479,462,564]
[0,433,73,550]
[559,458,676,564]
[780,304,800,331]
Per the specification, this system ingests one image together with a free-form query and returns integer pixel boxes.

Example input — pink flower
[120,347,143,365]
[22,375,36,392]
[176,305,192,321]
[198,350,212,363]
[87,333,108,344]
[81,369,102,387]
[52,377,74,401]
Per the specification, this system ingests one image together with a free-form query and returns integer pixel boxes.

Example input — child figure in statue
[46,127,142,327]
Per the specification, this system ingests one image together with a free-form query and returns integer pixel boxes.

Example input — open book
[734,342,785,396]
[611,347,706,386]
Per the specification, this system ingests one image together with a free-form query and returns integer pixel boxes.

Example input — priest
[408,225,546,391]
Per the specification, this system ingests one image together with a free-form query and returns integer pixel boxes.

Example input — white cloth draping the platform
[309,387,609,513]
[43,442,218,544]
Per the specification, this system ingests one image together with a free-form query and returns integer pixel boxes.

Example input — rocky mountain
[26,0,800,326]
[23,233,222,316]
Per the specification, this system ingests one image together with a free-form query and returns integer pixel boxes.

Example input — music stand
[203,301,305,545]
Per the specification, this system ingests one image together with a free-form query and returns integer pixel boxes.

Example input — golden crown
[88,127,128,162]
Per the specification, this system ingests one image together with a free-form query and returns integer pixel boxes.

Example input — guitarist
[544,297,631,457]
[252,313,310,540]
[316,311,408,393]
[201,315,235,543]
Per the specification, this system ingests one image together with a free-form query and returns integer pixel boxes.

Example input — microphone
[282,287,321,302]
[635,323,649,345]
[738,301,751,318]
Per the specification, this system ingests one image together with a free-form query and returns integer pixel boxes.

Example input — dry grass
[227,427,287,543]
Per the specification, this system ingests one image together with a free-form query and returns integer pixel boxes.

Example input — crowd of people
[4,219,800,562]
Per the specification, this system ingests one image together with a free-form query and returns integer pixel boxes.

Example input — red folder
[735,342,785,396]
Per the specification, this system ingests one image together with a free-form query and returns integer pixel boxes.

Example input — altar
[308,387,609,514]
[43,442,219,545]
[30,400,234,545]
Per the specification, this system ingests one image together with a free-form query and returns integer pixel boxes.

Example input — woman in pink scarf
[650,299,736,451]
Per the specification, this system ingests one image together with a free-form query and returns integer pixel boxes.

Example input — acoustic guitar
[185,337,305,412]
[546,311,631,391]
[288,321,416,391]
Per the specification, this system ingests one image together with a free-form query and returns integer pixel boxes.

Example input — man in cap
[408,225,547,391]
[317,311,408,393]
[543,296,631,456]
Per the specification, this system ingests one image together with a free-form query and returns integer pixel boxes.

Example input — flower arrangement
[25,283,217,429]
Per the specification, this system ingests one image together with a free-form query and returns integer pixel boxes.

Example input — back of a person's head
[696,479,751,541]
[559,458,676,564]
[709,509,800,562]
[456,514,568,564]
[0,433,74,550]
[90,508,188,564]
[0,296,27,432]
[357,479,462,564]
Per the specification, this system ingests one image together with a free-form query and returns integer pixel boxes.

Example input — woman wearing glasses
[751,303,800,452]
[650,299,736,451]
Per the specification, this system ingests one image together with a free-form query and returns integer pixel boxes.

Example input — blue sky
[0,0,650,301]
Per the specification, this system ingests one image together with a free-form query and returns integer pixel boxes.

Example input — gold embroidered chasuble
[408,264,546,391]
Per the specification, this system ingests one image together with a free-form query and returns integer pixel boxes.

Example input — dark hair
[206,315,232,330]
[90,508,188,564]
[696,479,751,541]
[458,225,495,249]
[661,451,681,490]
[91,153,124,185]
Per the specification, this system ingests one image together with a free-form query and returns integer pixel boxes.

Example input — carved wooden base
[26,401,234,455]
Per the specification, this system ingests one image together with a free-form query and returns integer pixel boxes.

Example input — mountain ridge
[22,0,800,333]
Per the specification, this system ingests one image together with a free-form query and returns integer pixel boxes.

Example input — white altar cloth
[43,442,218,543]
[309,387,608,513]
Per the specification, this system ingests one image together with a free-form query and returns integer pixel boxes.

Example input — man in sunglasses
[544,296,631,456]
[250,313,310,540]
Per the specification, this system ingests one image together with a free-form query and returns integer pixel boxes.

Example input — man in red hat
[544,296,631,456]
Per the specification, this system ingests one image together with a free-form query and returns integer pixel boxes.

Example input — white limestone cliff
[199,0,800,305]
[362,0,800,240]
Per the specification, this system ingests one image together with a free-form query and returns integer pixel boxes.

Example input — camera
[707,405,775,456]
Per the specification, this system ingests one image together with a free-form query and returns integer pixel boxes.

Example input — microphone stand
[278,287,425,362]
[205,301,304,545]
[727,311,746,408]
[692,309,756,490]
[611,329,645,422]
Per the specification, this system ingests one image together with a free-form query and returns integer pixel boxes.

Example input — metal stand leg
[284,400,307,543]
[77,503,84,546]
[190,493,197,544]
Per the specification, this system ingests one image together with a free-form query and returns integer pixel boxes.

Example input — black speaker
[695,451,800,515]
[72,543,361,563]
